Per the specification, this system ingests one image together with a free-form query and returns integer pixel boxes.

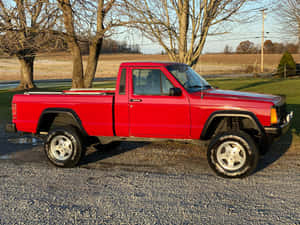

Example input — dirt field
[1,53,298,81]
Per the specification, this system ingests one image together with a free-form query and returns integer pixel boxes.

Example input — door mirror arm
[169,87,182,96]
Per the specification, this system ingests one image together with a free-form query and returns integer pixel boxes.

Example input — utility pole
[298,21,300,54]
[261,9,267,73]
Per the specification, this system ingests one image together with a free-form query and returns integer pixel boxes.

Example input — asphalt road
[0,124,299,224]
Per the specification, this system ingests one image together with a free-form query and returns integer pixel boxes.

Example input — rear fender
[36,108,87,136]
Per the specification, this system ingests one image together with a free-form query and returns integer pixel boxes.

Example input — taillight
[270,107,278,125]
[12,103,17,120]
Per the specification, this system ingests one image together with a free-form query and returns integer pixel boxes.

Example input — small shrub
[277,51,296,78]
[244,65,254,73]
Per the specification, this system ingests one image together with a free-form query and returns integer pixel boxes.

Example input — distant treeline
[0,35,141,56]
[80,39,141,55]
[224,40,299,54]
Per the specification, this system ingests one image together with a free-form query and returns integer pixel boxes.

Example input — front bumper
[5,122,17,133]
[265,111,294,137]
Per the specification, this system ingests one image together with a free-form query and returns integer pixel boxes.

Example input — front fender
[200,110,266,140]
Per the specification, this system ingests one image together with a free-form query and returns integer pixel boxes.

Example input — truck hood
[192,88,282,104]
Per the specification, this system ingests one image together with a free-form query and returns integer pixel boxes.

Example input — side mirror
[169,87,182,96]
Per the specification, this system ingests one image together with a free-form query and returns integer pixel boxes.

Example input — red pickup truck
[6,62,293,178]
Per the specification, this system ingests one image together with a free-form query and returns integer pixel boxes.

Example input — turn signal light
[270,108,278,124]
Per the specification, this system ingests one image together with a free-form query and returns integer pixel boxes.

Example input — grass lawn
[0,78,299,137]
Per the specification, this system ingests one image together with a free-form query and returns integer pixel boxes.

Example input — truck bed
[13,89,115,136]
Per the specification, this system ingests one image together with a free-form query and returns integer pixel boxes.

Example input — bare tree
[264,40,274,54]
[0,0,59,90]
[121,0,253,66]
[277,0,300,41]
[224,45,232,54]
[236,40,256,53]
[57,0,124,88]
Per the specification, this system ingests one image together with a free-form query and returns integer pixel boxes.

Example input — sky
[4,0,296,55]
[204,0,297,53]
[117,0,297,54]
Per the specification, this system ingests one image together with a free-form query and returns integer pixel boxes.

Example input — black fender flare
[200,110,266,140]
[36,108,88,136]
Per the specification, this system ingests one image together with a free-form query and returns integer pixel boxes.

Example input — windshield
[167,65,211,92]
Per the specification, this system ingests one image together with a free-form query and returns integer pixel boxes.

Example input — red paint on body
[12,62,280,140]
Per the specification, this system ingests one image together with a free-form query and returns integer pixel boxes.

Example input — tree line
[0,0,298,89]
[224,40,299,54]
[0,35,140,55]
[76,39,141,55]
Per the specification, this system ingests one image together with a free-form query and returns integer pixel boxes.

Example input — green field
[0,78,299,136]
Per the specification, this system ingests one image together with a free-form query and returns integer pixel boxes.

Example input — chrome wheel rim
[49,135,73,161]
[216,141,247,171]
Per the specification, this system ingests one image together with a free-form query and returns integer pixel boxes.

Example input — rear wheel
[44,126,83,167]
[207,131,259,178]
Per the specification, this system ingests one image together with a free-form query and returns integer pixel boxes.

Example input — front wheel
[207,131,259,178]
[44,126,83,168]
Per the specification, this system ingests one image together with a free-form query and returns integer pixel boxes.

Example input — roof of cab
[120,61,186,67]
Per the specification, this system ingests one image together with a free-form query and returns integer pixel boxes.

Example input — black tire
[44,126,84,168]
[258,142,270,155]
[207,131,259,178]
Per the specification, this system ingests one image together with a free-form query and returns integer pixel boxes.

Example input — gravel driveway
[0,124,299,224]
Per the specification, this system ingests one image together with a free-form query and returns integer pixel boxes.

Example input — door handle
[130,99,142,102]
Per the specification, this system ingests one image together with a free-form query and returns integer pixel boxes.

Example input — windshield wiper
[203,85,212,89]
[188,85,212,89]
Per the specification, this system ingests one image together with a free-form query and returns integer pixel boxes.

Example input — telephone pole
[261,9,267,73]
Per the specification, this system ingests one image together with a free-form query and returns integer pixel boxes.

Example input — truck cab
[115,62,191,138]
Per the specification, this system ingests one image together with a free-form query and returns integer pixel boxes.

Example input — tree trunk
[71,44,84,88]
[84,0,106,88]
[178,0,189,63]
[17,56,36,90]
[84,38,103,88]
[58,0,84,88]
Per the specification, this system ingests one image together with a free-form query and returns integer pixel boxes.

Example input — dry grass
[0,53,299,81]
[196,53,300,74]
[199,53,300,65]
[0,54,170,81]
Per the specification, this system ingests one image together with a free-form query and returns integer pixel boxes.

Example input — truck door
[129,67,190,138]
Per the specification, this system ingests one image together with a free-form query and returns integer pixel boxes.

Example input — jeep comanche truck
[6,62,293,178]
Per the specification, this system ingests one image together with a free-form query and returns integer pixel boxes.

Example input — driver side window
[132,69,174,95]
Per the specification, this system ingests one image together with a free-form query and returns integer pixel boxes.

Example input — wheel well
[37,113,82,134]
[202,116,262,141]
